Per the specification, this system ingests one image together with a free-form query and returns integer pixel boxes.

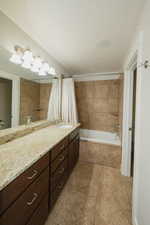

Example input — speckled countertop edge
[0,120,54,145]
[0,120,49,137]
[0,123,80,191]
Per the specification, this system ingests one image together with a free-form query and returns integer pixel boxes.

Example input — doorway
[121,51,138,177]
[0,78,12,129]
[131,68,137,176]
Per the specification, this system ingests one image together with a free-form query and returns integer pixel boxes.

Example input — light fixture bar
[9,46,57,76]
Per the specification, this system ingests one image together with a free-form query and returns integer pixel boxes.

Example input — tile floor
[45,162,132,225]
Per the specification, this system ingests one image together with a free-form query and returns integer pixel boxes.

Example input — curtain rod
[32,77,58,81]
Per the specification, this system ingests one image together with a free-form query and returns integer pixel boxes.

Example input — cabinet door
[0,168,49,225]
[74,135,80,162]
[68,140,75,173]
[69,135,80,173]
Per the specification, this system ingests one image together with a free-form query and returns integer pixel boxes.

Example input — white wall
[125,1,150,225]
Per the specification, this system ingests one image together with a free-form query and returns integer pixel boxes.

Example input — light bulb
[22,50,33,69]
[22,61,32,69]
[31,56,42,73]
[10,53,22,64]
[42,62,50,72]
[39,69,47,76]
[22,50,33,62]
[31,66,39,73]
[48,67,56,75]
[10,46,23,64]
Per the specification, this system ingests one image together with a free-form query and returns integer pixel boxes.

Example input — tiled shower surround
[20,77,123,135]
[75,78,123,135]
[20,79,52,124]
[39,83,52,120]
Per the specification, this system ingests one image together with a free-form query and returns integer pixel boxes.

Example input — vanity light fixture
[9,45,57,76]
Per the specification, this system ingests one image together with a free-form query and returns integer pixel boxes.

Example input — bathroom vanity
[0,124,80,225]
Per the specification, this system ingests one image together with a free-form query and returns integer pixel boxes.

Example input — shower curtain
[47,79,61,121]
[62,78,78,124]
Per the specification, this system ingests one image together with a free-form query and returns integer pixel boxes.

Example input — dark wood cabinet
[0,168,49,225]
[0,128,80,225]
[49,137,69,209]
[69,134,80,173]
[49,129,80,209]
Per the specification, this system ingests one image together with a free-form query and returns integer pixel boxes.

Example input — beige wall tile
[20,79,40,124]
[75,79,123,133]
[93,83,109,99]
[20,79,52,124]
[108,98,119,113]
[39,83,52,120]
[109,83,120,99]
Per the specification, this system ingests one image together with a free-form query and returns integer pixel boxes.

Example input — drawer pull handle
[58,183,64,189]
[27,193,38,206]
[27,170,38,180]
[58,168,65,174]
[59,156,65,162]
[60,145,65,150]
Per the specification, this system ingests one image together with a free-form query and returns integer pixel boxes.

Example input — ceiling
[0,0,145,75]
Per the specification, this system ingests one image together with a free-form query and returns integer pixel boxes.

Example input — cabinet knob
[60,145,65,151]
[58,168,65,174]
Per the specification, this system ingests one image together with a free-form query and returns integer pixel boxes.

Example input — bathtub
[80,129,121,146]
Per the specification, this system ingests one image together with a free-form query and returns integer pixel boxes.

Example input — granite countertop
[0,120,53,145]
[0,123,80,191]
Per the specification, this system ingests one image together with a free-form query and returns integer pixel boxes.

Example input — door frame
[121,52,137,177]
[0,70,20,127]
[121,31,144,225]
[121,32,143,177]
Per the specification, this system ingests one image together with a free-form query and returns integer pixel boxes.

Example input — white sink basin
[57,124,73,129]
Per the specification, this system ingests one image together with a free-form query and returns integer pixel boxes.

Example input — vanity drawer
[51,137,68,161]
[27,194,48,225]
[51,172,68,208]
[0,168,49,225]
[0,153,49,215]
[51,158,68,191]
[51,147,68,174]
